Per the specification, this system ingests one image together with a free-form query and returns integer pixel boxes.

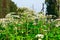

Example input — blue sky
[12,0,46,12]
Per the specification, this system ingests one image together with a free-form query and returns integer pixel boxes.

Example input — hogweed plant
[0,12,60,40]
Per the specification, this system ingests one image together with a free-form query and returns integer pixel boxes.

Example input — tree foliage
[9,0,17,12]
[45,0,58,18]
[0,0,17,18]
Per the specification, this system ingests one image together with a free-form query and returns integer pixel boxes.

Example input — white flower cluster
[0,12,20,27]
[6,12,20,19]
[35,34,44,38]
[56,24,60,27]
[54,19,60,27]
[0,18,9,23]
[38,39,42,40]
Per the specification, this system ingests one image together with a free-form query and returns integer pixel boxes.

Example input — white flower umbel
[35,34,44,40]
[56,24,60,27]
[35,34,44,38]
[38,39,42,40]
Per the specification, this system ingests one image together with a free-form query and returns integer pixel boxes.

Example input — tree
[45,0,59,18]
[56,0,60,18]
[0,0,17,18]
[9,1,17,12]
[0,0,10,18]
